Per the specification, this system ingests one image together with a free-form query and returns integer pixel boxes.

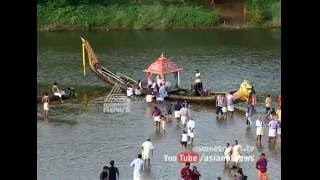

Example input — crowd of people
[42,79,280,180]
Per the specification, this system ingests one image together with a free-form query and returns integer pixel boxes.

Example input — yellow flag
[82,43,86,76]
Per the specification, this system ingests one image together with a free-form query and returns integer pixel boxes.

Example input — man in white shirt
[141,138,154,167]
[186,119,195,145]
[180,104,190,128]
[130,154,144,180]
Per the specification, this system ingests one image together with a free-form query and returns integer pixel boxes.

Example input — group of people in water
[41,75,280,179]
[41,82,77,119]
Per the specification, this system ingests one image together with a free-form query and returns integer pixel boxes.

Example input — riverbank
[38,23,280,32]
[37,4,280,32]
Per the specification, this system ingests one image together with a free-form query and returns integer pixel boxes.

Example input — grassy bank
[245,0,281,26]
[37,4,221,31]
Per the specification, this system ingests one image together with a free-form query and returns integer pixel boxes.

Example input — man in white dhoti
[52,82,65,104]
[224,143,232,167]
[256,116,264,146]
[231,140,241,167]
[141,138,154,167]
[180,104,190,128]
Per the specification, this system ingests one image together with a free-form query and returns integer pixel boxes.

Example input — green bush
[245,0,280,25]
[37,4,221,30]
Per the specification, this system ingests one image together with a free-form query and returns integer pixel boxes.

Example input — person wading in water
[42,92,49,120]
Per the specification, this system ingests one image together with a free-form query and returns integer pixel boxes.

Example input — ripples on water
[37,30,280,180]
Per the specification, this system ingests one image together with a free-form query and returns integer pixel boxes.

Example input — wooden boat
[81,38,246,104]
[167,88,235,104]
[81,38,137,92]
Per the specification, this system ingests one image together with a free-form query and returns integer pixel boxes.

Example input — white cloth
[187,120,195,129]
[227,105,234,112]
[231,145,241,163]
[181,116,188,125]
[256,119,263,127]
[151,82,156,89]
[181,133,188,142]
[141,141,154,160]
[127,87,133,97]
[224,147,232,162]
[146,95,153,102]
[222,107,227,113]
[130,158,144,177]
[43,102,49,111]
[187,128,195,138]
[268,128,277,137]
[256,127,263,136]
[133,175,142,180]
[135,88,141,95]
[154,116,161,122]
[54,90,65,98]
[157,97,164,101]
[180,107,190,117]
[195,73,201,83]
[174,111,181,118]
[161,120,166,130]
[277,127,281,135]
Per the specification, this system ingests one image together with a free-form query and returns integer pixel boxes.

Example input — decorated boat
[80,38,254,104]
[81,37,137,92]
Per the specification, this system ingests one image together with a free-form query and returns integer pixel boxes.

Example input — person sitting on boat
[157,83,167,102]
[52,82,65,104]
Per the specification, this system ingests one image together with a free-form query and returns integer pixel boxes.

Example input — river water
[37,29,281,180]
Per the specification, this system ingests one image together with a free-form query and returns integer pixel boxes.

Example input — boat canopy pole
[178,71,180,87]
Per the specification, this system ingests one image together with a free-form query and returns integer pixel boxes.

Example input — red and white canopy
[143,53,183,75]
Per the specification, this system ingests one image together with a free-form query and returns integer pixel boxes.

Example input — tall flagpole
[82,41,86,77]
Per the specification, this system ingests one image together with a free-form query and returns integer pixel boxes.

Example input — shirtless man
[42,92,49,119]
